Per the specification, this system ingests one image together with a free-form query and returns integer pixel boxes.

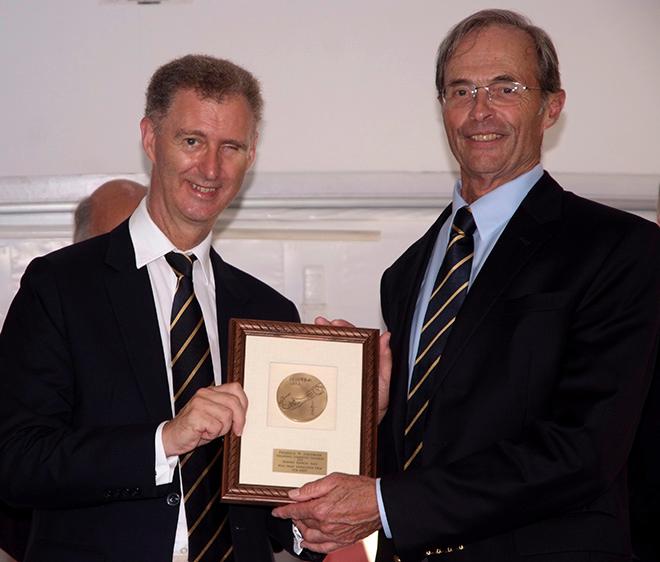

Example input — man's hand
[272,472,381,553]
[315,316,392,423]
[377,331,392,424]
[162,382,248,456]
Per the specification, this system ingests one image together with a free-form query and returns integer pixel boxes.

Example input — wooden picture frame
[221,319,378,505]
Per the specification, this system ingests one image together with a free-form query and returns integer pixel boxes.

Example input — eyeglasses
[441,80,543,107]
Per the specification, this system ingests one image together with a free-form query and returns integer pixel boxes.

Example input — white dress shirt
[129,199,223,560]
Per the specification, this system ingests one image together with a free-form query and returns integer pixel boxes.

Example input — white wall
[1,0,659,178]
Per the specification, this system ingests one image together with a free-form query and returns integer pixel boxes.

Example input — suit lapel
[429,173,564,394]
[210,248,250,382]
[104,222,172,422]
[389,205,453,465]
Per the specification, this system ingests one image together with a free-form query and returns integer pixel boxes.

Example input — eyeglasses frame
[440,80,544,106]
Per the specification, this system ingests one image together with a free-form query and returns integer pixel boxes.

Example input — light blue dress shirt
[377,164,544,538]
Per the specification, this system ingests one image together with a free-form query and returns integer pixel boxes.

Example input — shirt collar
[451,164,543,239]
[128,198,214,283]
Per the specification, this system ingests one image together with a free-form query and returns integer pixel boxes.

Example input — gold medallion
[276,372,328,422]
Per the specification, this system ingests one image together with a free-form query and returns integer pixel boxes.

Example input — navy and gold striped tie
[404,207,476,471]
[166,252,233,562]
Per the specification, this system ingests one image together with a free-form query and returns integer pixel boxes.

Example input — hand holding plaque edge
[271,472,381,553]
[162,382,248,457]
[314,316,391,424]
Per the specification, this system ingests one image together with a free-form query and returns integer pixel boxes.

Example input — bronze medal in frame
[276,372,328,422]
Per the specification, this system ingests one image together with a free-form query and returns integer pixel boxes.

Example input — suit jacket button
[166,492,181,506]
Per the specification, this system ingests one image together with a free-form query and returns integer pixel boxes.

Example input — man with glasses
[273,9,660,562]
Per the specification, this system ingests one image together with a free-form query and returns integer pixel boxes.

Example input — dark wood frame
[221,318,379,505]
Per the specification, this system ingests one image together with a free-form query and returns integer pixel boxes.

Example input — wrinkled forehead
[159,88,258,136]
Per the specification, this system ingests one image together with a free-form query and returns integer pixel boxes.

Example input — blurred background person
[73,178,146,243]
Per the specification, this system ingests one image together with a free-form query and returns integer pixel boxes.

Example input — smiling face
[441,25,564,202]
[140,88,257,249]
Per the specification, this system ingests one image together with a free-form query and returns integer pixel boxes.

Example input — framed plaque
[221,319,379,505]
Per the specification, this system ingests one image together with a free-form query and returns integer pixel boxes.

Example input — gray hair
[435,9,562,98]
[145,54,263,125]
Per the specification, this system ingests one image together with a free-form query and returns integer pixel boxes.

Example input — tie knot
[165,252,197,279]
[453,206,476,237]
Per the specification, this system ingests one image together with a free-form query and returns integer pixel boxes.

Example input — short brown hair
[435,9,561,98]
[145,54,263,124]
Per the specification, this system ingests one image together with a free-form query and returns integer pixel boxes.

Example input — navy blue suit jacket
[377,173,660,562]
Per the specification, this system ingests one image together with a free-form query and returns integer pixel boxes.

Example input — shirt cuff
[376,478,392,539]
[155,421,179,485]
[292,522,304,555]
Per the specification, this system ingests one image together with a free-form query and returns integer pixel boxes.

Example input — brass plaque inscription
[276,372,328,422]
[272,449,328,475]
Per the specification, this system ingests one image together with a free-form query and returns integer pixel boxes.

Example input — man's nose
[199,149,221,180]
[468,88,494,121]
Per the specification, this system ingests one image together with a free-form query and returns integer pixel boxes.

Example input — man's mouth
[468,133,502,142]
[191,183,219,194]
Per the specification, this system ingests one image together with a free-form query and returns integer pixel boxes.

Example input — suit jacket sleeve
[379,207,660,551]
[0,256,164,509]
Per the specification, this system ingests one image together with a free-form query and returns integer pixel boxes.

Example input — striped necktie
[404,207,476,471]
[166,252,234,562]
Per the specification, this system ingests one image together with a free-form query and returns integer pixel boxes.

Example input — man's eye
[184,138,199,147]
[455,88,469,98]
[495,83,517,96]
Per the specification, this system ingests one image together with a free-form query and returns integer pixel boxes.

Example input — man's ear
[543,89,566,130]
[140,117,157,163]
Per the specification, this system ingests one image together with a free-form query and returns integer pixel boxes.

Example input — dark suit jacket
[377,173,660,562]
[0,500,31,560]
[0,221,311,562]
[628,355,660,561]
